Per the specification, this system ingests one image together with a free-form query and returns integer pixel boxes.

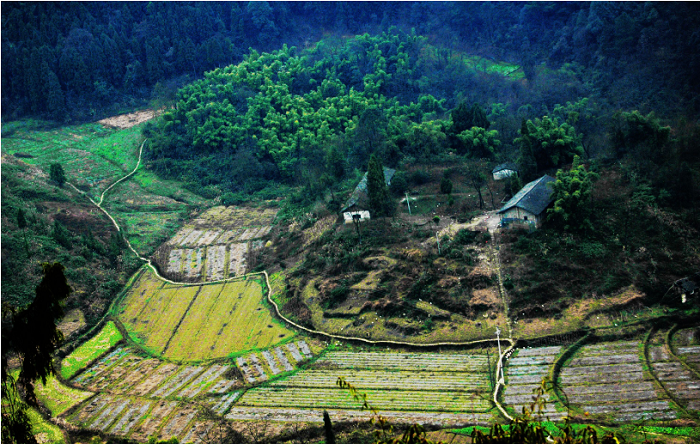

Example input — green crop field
[60,321,123,379]
[118,269,296,360]
[34,375,93,416]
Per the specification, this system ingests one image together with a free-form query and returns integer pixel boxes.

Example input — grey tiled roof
[497,175,555,216]
[341,167,395,213]
[492,162,518,174]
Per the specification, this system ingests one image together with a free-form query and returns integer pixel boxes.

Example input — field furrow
[316,351,487,371]
[225,406,495,426]
[228,243,248,276]
[276,347,294,371]
[213,392,241,415]
[272,369,487,392]
[262,350,281,375]
[178,364,230,398]
[91,397,132,431]
[73,347,128,385]
[182,421,214,444]
[130,400,178,442]
[110,400,151,435]
[181,229,205,246]
[71,394,110,425]
[503,346,564,419]
[206,245,227,281]
[238,387,490,412]
[160,408,197,440]
[109,358,161,393]
[164,284,223,360]
[168,228,193,246]
[197,229,222,246]
[152,366,204,398]
[167,249,183,275]
[558,341,676,421]
[132,363,180,396]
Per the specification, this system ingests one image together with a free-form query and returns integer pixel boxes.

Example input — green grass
[27,403,67,444]
[60,321,123,379]
[34,374,93,416]
[3,370,67,444]
[450,422,605,437]
[115,211,182,255]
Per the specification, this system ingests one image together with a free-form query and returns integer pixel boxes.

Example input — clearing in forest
[117,269,296,361]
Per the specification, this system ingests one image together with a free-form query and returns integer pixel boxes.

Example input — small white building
[492,163,518,180]
[497,175,555,228]
[340,167,395,223]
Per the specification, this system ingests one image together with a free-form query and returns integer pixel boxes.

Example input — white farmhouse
[340,167,395,223]
[497,175,555,228]
[492,162,518,180]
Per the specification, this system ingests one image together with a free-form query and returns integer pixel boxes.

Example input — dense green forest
[4,2,700,122]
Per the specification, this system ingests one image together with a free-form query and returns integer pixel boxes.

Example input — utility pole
[352,213,362,244]
[496,327,504,383]
[405,192,412,215]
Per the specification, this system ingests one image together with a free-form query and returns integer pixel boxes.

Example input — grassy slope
[1,118,204,326]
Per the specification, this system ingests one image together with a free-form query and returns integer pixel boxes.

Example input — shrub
[409,170,431,186]
[389,171,408,195]
[455,229,478,245]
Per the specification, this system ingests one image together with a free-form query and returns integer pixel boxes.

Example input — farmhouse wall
[499,207,542,226]
[343,210,371,224]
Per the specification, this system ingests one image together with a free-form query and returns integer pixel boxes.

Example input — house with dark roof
[497,175,555,228]
[340,167,395,224]
[492,162,518,180]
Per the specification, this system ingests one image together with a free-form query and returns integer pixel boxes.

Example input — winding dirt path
[68,137,515,420]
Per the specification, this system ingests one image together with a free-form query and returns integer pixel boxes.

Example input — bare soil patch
[98,110,158,129]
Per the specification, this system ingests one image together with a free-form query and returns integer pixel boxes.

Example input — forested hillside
[4,2,700,121]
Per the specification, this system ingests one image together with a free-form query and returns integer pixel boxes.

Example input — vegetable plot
[502,346,564,418]
[239,350,492,419]
[649,328,700,412]
[156,205,277,281]
[559,341,676,421]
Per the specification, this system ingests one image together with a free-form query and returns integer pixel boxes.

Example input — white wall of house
[493,169,517,180]
[499,207,544,226]
[343,210,371,224]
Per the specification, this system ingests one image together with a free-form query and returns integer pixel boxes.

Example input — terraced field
[502,346,565,419]
[234,350,496,425]
[117,269,296,360]
[44,338,320,442]
[158,206,276,281]
[559,341,677,421]
[648,327,700,413]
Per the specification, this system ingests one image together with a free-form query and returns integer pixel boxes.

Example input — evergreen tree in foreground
[2,262,71,444]
[367,154,392,217]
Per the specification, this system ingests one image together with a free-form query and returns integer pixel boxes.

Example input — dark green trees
[547,156,599,232]
[367,154,393,217]
[49,163,66,187]
[2,263,71,444]
[448,103,491,155]
[515,116,584,181]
